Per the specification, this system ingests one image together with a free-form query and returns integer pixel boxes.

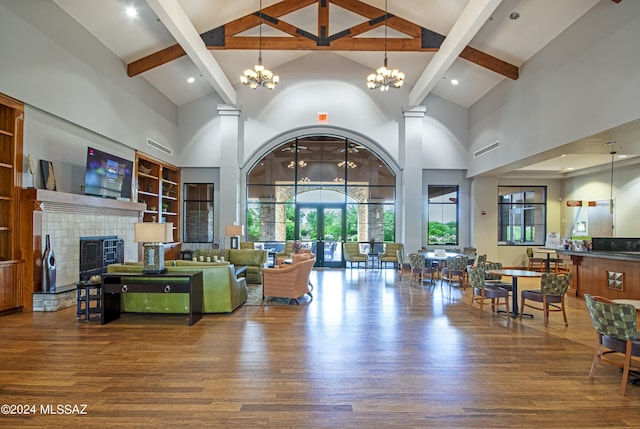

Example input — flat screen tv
[83,147,133,199]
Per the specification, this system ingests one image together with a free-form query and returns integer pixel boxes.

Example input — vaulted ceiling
[53,0,637,175]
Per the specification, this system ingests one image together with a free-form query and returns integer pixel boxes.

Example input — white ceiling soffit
[410,0,503,106]
[145,0,236,105]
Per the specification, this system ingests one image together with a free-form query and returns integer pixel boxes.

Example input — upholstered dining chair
[239,241,255,249]
[408,253,435,286]
[441,255,468,290]
[519,272,573,325]
[467,266,510,320]
[481,261,513,291]
[526,247,545,271]
[584,294,640,395]
[343,242,367,268]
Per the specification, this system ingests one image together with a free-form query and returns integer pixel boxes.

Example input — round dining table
[485,269,542,318]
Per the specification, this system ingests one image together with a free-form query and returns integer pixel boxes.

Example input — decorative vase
[42,234,57,292]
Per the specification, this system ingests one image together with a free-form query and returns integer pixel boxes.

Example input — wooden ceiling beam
[210,37,434,51]
[127,44,185,77]
[127,0,519,81]
[225,0,317,36]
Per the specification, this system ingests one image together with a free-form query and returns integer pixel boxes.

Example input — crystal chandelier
[366,0,404,91]
[240,0,279,90]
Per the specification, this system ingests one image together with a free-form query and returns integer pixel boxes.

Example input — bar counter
[556,249,640,299]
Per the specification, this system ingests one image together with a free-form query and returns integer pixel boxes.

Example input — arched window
[246,135,396,243]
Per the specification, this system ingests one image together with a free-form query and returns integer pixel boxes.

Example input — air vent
[146,138,173,156]
[473,140,500,158]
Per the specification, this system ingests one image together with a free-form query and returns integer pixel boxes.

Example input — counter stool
[76,281,102,322]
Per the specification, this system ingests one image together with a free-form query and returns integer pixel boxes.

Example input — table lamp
[135,222,173,274]
[225,224,244,249]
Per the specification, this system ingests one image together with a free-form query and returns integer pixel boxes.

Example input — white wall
[471,177,563,268]
[468,0,640,177]
[0,0,180,174]
[562,162,640,238]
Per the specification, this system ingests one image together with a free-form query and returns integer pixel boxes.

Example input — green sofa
[106,261,247,313]
[192,248,267,283]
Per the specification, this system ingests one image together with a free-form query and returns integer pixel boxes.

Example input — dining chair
[526,247,545,271]
[519,272,573,326]
[481,261,513,291]
[467,266,510,320]
[584,294,640,395]
[408,253,435,286]
[441,255,468,290]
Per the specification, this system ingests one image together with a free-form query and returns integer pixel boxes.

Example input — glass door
[297,204,344,268]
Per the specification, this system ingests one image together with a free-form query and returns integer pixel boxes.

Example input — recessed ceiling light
[450,79,459,86]
[618,154,628,158]
[187,77,195,83]
[560,154,567,157]
[566,167,575,170]
[125,7,138,18]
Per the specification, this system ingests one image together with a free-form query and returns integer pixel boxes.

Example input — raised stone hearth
[32,284,76,312]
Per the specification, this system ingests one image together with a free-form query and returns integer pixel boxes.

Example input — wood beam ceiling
[128,0,518,81]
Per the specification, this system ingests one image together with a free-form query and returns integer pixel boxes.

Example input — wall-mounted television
[83,147,133,199]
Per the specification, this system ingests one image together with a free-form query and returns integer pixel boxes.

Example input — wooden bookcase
[0,93,24,313]
[134,151,181,259]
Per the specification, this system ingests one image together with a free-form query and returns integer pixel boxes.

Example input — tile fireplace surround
[21,189,144,311]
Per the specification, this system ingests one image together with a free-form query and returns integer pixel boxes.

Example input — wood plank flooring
[1,268,640,428]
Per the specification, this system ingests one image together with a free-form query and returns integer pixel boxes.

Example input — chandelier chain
[366,0,404,91]
[240,0,279,90]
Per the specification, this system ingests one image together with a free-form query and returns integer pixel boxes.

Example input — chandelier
[240,0,279,90]
[338,160,357,169]
[366,0,405,91]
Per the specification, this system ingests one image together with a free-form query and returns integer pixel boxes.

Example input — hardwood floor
[2,268,640,428]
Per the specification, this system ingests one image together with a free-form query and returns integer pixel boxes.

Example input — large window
[427,185,458,245]
[183,183,214,243]
[246,136,395,243]
[498,186,547,245]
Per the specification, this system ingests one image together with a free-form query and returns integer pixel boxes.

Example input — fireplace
[79,236,124,281]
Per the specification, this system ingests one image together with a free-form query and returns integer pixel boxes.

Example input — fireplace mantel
[19,189,145,310]
[21,189,146,216]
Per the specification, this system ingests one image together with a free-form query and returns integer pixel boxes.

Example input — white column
[217,104,241,246]
[401,106,426,255]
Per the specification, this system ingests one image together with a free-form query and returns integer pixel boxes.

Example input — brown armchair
[262,257,315,304]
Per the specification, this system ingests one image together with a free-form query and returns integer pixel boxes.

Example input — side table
[76,281,102,322]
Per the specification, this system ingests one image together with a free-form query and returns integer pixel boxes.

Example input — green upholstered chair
[520,272,572,325]
[275,241,295,265]
[481,261,512,290]
[408,253,435,286]
[584,294,640,395]
[441,255,468,290]
[239,241,255,249]
[343,242,366,268]
[380,243,403,268]
[467,266,510,319]
[526,247,545,271]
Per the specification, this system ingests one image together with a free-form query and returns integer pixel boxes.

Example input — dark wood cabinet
[0,93,24,313]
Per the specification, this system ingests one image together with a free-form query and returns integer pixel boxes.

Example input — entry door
[297,205,344,268]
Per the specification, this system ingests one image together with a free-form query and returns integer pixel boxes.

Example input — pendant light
[607,141,616,214]
[240,0,279,90]
[366,0,405,91]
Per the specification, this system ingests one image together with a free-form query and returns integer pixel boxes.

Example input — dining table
[486,269,542,318]
[418,251,463,276]
[534,248,559,273]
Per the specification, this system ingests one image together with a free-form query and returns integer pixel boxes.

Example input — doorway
[297,204,344,268]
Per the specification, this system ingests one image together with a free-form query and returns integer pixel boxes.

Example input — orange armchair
[262,258,315,304]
